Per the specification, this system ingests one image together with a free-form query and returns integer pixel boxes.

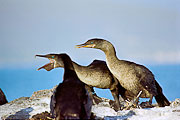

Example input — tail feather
[155,81,170,107]
[155,93,170,107]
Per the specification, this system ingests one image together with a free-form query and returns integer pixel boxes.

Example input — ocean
[0,65,180,103]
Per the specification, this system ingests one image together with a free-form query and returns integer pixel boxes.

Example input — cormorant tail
[155,93,170,107]
[155,81,170,107]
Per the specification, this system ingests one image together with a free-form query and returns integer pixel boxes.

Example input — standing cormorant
[40,53,92,119]
[36,54,134,110]
[76,38,170,107]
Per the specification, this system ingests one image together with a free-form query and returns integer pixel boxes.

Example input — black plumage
[48,54,92,119]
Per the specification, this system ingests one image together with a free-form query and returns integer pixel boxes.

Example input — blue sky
[0,0,180,68]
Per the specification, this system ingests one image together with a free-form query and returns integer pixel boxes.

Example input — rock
[30,86,56,100]
[1,87,180,120]
[31,111,51,120]
[0,88,53,119]
[171,98,180,108]
[5,107,33,119]
[0,88,8,105]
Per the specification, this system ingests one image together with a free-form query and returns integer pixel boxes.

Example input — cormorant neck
[64,60,74,71]
[63,69,79,82]
[72,61,82,69]
[100,42,118,62]
[63,58,78,82]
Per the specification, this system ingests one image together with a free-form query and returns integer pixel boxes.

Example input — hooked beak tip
[35,55,48,58]
[75,45,83,48]
[35,55,40,58]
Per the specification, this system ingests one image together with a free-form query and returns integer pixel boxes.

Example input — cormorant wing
[50,87,57,118]
[83,88,92,118]
[88,59,109,71]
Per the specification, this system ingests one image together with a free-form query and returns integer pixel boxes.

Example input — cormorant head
[35,54,64,71]
[75,38,112,52]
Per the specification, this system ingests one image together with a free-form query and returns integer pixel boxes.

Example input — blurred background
[0,0,180,102]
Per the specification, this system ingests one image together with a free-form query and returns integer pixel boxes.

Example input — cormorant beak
[75,43,95,48]
[35,54,51,59]
[35,54,55,71]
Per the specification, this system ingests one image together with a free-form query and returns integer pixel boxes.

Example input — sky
[0,0,180,68]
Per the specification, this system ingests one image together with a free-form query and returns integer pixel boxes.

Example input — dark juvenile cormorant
[36,54,134,110]
[38,53,92,119]
[76,38,170,107]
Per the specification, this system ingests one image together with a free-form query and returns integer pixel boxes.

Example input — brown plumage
[36,53,134,110]
[76,38,170,107]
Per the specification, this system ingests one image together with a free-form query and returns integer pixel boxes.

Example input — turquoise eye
[52,56,55,58]
[91,42,93,44]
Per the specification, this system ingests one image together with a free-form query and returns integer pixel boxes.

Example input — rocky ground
[0,87,180,120]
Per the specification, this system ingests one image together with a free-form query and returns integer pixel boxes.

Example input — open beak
[35,54,55,71]
[75,43,95,48]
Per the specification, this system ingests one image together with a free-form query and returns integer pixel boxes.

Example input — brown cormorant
[36,54,133,110]
[76,38,170,107]
[39,53,92,119]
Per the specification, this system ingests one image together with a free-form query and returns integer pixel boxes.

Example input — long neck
[72,61,88,77]
[72,61,83,70]
[63,69,79,82]
[63,59,75,79]
[63,61,80,82]
[101,42,119,63]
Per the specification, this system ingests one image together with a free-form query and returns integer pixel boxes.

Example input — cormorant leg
[85,85,94,94]
[140,95,154,108]
[149,96,153,105]
[110,88,121,111]
[125,91,142,110]
[85,85,102,105]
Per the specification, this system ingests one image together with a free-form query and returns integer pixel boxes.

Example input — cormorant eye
[52,56,55,59]
[91,42,93,44]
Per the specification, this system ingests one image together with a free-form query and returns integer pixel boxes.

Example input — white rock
[0,87,180,120]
